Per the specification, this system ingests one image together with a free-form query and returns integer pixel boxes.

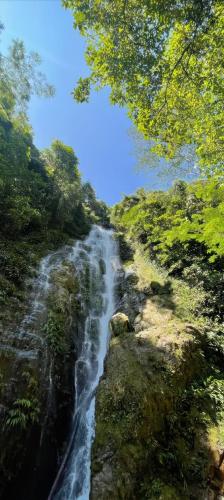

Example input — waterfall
[48,225,119,500]
[0,243,73,361]
[3,225,118,499]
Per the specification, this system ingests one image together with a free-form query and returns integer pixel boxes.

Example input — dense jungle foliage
[0,25,108,306]
[111,179,224,323]
[109,180,224,498]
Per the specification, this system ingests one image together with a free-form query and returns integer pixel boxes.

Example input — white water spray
[49,225,119,500]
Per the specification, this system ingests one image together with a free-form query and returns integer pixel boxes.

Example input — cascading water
[49,225,120,500]
[0,244,73,361]
[1,225,118,499]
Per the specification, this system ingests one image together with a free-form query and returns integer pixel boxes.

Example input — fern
[5,398,40,430]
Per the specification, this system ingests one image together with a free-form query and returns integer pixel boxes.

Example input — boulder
[125,269,139,286]
[110,312,130,336]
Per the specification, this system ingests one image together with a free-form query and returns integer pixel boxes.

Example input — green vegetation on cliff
[111,179,224,321]
[0,23,109,312]
[0,27,109,498]
[90,182,224,499]
[92,242,224,499]
[1,4,224,498]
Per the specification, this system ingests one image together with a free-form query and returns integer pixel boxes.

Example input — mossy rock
[125,270,138,286]
[110,313,130,336]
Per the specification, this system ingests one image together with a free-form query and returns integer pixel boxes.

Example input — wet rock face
[110,312,130,336]
[114,267,146,327]
[91,461,113,500]
[0,248,85,500]
[113,232,134,262]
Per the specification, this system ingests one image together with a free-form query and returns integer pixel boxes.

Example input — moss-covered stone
[110,312,130,336]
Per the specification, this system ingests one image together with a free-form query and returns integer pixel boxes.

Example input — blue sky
[1,0,171,205]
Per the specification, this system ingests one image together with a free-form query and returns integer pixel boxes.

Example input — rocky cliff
[1,229,224,500]
[0,235,86,500]
[91,240,224,500]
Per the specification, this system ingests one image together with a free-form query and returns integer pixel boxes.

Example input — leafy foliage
[5,398,40,430]
[112,179,224,320]
[44,311,67,356]
[64,0,224,176]
[164,179,224,262]
[0,29,108,241]
[0,26,55,115]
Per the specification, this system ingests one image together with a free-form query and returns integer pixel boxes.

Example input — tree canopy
[0,28,109,238]
[64,0,224,176]
[0,23,55,116]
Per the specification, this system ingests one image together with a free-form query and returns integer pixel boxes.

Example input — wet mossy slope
[91,249,224,500]
[0,231,86,500]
